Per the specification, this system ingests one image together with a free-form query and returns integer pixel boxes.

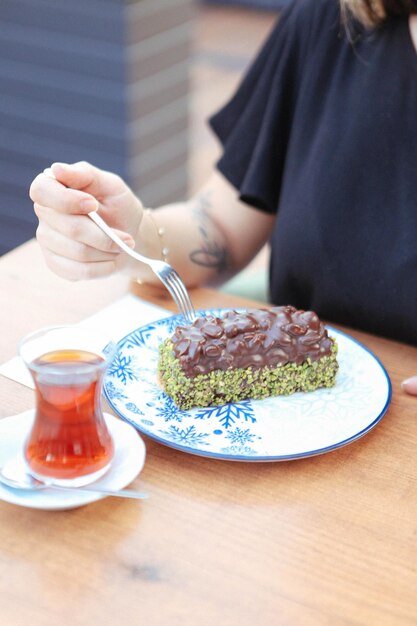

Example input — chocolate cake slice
[158,306,338,409]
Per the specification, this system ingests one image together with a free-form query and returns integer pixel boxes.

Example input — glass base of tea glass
[26,462,112,488]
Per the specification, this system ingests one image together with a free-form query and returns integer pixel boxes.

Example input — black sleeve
[209,0,315,214]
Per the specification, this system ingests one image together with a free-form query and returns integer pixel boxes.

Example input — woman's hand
[30,164,274,288]
[29,161,143,280]
[401,376,417,395]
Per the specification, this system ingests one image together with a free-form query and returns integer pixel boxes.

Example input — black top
[209,0,417,345]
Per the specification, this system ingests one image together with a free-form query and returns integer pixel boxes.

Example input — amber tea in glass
[19,326,116,486]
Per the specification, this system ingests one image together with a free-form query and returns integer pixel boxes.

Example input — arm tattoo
[189,191,230,273]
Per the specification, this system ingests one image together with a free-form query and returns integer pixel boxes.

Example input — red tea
[25,348,114,481]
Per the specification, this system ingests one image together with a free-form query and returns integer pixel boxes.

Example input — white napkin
[0,294,170,389]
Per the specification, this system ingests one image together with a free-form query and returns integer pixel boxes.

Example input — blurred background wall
[0,0,281,256]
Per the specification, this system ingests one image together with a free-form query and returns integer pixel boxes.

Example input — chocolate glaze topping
[170,306,333,377]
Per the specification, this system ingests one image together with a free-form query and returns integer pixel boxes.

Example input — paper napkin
[0,294,170,389]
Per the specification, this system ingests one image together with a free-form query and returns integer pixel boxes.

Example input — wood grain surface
[0,240,416,626]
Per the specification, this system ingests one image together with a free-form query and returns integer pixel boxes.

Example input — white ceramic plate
[104,309,391,461]
[0,411,146,509]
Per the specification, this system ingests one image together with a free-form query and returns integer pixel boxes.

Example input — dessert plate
[104,309,391,461]
[0,411,146,509]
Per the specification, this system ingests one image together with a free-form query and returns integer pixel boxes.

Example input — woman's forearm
[129,171,275,288]
[28,162,274,285]
[131,193,231,287]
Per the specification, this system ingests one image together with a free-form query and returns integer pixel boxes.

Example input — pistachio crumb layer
[158,338,339,410]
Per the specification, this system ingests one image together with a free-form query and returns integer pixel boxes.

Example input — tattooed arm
[142,170,275,287]
[29,162,273,285]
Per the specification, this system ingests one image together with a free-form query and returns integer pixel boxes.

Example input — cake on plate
[158,305,339,409]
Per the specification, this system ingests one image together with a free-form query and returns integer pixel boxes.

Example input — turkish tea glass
[19,325,116,487]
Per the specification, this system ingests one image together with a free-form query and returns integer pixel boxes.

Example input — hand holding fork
[42,166,196,324]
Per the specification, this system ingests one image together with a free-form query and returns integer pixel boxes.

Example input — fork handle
[88,211,136,255]
[88,211,153,266]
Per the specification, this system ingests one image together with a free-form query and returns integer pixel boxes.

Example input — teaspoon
[0,458,148,500]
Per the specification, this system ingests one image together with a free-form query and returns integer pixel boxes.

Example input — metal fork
[88,211,196,324]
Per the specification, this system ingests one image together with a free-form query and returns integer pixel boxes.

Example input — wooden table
[1,240,416,626]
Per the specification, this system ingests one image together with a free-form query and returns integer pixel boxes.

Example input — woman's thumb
[50,161,95,191]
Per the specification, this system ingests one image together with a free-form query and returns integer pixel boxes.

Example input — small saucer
[0,410,146,510]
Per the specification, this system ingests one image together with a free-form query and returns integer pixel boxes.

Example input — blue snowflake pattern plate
[103,309,391,461]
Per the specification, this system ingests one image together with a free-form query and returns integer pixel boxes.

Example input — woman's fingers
[30,161,126,215]
[35,204,135,254]
[36,219,132,281]
[30,172,98,216]
[50,161,127,199]
[401,376,417,395]
[42,247,118,281]
[36,223,118,264]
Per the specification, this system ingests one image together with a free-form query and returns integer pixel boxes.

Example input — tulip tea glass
[19,325,117,486]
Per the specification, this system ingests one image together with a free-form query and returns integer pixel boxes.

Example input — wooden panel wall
[0,0,194,255]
